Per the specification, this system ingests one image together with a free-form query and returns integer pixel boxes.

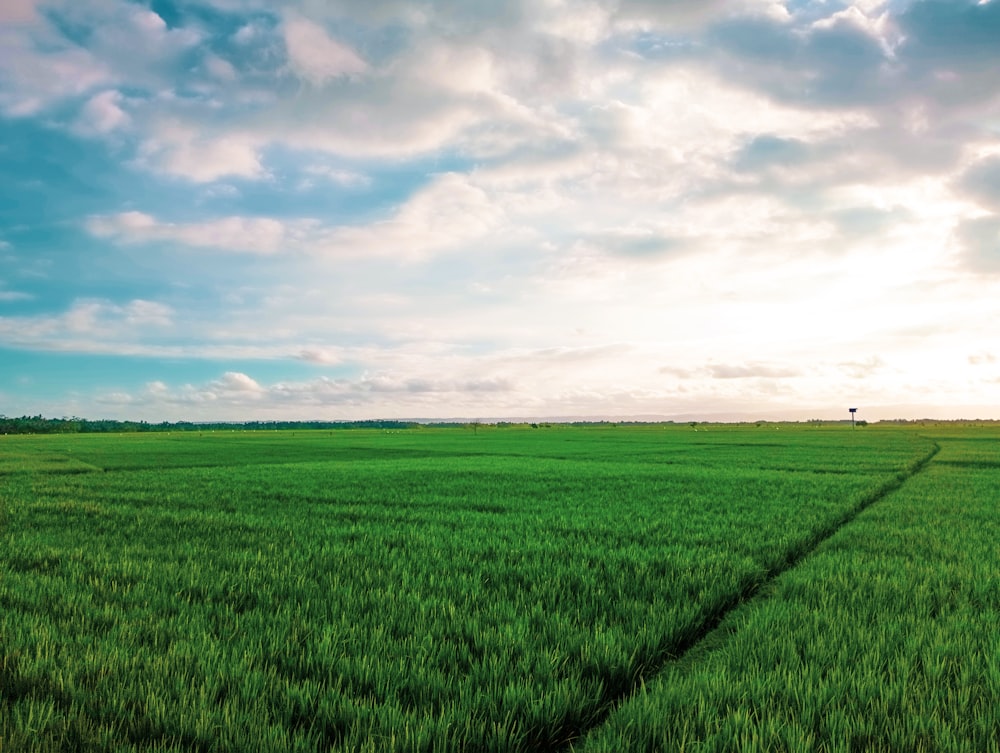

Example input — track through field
[557,441,942,752]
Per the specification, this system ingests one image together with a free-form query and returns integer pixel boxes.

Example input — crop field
[0,424,996,751]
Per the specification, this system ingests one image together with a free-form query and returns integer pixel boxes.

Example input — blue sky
[2,0,999,422]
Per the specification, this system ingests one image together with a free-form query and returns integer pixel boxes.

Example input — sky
[1,0,1000,423]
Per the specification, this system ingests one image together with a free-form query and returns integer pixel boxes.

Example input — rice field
[0,423,996,751]
[580,425,1000,752]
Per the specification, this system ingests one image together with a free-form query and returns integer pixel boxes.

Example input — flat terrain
[0,424,996,751]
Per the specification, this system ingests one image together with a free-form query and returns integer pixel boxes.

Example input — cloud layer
[2,0,1000,420]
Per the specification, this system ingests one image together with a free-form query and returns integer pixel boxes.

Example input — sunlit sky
[2,0,999,422]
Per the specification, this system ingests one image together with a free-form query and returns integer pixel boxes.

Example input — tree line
[0,415,420,435]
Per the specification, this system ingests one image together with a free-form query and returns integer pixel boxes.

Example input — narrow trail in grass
[549,440,942,753]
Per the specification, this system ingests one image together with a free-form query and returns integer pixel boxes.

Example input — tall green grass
[0,426,938,751]
[578,428,1000,752]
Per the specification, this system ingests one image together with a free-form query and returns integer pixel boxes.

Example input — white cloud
[301,165,371,189]
[0,1,208,118]
[136,122,265,182]
[0,0,40,24]
[214,371,264,393]
[82,4,202,76]
[811,4,901,55]
[123,299,174,327]
[0,298,173,345]
[67,298,172,332]
[708,362,802,379]
[530,0,612,43]
[0,290,33,302]
[0,31,114,117]
[87,211,298,255]
[282,15,368,85]
[297,348,344,365]
[233,23,260,45]
[349,172,507,254]
[204,54,239,82]
[75,90,131,135]
[94,369,519,417]
[87,171,509,259]
[839,356,886,380]
[956,215,1000,273]
[87,211,157,236]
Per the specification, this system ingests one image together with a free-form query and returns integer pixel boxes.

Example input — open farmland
[0,424,994,751]
[581,425,1000,753]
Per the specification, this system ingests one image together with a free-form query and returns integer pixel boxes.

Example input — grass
[577,426,1000,752]
[1,424,992,751]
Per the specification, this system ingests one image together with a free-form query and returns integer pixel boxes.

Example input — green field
[1,424,997,751]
